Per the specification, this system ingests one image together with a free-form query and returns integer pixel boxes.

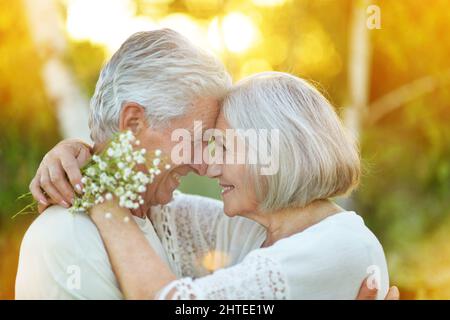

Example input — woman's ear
[119,102,148,135]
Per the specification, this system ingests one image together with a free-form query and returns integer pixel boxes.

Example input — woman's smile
[219,183,235,196]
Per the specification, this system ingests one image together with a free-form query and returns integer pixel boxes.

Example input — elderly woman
[31,72,390,299]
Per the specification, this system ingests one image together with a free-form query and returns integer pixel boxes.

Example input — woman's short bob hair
[222,72,360,211]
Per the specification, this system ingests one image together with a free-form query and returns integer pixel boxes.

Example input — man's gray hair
[223,72,360,211]
[89,29,231,143]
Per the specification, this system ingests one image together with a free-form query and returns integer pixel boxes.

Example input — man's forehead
[166,97,221,135]
[189,97,221,129]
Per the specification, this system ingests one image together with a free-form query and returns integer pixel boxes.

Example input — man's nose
[191,163,208,176]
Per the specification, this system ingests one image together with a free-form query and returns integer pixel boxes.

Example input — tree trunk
[23,0,92,143]
[344,0,371,138]
[339,0,372,209]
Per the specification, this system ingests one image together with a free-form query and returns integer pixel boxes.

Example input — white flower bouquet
[70,130,169,213]
[14,130,168,218]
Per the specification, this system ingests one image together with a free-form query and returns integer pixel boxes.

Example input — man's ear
[119,102,148,135]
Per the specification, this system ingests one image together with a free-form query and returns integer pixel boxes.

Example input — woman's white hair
[89,29,231,143]
[223,71,360,211]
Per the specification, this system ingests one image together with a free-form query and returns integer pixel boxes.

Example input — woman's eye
[208,137,216,157]
[208,136,228,158]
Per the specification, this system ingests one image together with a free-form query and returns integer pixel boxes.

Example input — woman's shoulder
[251,211,388,278]
[283,211,382,251]
[249,211,389,299]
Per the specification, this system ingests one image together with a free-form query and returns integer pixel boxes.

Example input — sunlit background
[1,0,449,299]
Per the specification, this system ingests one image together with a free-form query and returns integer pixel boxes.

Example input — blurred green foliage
[0,0,60,298]
[0,0,105,298]
[356,0,450,298]
[0,0,449,299]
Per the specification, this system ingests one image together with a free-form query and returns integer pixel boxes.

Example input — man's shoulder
[22,205,102,253]
[16,205,121,299]
[30,205,88,228]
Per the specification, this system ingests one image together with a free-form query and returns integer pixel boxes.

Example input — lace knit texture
[150,193,288,300]
[157,252,287,299]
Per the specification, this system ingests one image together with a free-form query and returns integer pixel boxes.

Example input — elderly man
[16,29,397,300]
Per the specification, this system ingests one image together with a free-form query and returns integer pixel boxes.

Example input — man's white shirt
[15,191,389,299]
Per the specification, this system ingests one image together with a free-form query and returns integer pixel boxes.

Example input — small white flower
[105,212,112,219]
[154,149,162,157]
[125,130,134,140]
[153,158,160,166]
[99,162,107,170]
[135,154,146,164]
[125,200,133,208]
[105,193,113,201]
[165,164,171,170]
[86,167,96,177]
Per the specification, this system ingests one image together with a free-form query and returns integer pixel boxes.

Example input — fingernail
[391,286,400,296]
[39,199,48,206]
[75,184,82,193]
[61,201,70,208]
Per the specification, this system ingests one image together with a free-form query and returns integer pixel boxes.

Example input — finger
[356,277,378,300]
[40,168,70,208]
[38,194,59,213]
[37,201,49,214]
[49,159,76,204]
[59,152,84,195]
[76,143,92,167]
[385,286,400,300]
[29,173,49,207]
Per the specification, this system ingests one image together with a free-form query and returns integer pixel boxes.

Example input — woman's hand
[356,278,400,300]
[29,139,92,212]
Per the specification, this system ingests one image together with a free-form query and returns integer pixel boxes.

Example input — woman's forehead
[214,110,230,131]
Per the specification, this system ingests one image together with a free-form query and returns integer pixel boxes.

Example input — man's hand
[29,139,92,213]
[356,278,400,300]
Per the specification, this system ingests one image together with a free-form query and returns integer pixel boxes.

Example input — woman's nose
[206,163,222,178]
